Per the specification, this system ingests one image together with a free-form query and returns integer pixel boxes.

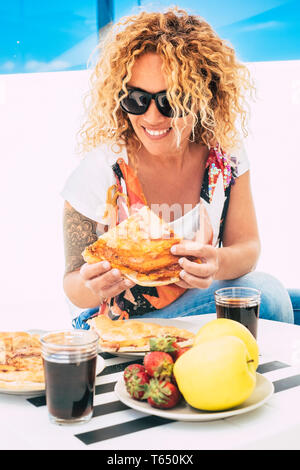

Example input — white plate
[0,355,105,397]
[100,317,199,358]
[114,373,274,422]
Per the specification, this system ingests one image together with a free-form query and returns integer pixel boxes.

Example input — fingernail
[171,246,176,254]
[180,270,185,278]
[124,279,134,287]
[112,269,120,277]
[101,261,110,269]
[178,257,184,265]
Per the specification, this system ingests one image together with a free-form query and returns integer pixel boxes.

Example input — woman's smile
[142,126,172,140]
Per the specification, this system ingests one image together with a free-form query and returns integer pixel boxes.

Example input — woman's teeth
[144,127,171,136]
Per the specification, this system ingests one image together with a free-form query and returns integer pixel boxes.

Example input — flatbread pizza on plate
[0,331,45,393]
[88,316,196,354]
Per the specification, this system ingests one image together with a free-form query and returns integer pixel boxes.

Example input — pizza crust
[124,272,180,287]
[0,378,44,391]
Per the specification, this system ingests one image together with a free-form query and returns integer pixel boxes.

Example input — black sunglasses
[119,87,175,117]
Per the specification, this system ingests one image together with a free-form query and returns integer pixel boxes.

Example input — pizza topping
[0,332,44,386]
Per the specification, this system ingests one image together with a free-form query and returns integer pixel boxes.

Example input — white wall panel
[0,62,299,328]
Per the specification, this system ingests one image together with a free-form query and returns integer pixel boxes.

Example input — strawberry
[149,336,179,355]
[145,378,181,409]
[125,370,150,400]
[143,351,174,379]
[173,346,191,361]
[123,363,145,383]
[149,337,191,361]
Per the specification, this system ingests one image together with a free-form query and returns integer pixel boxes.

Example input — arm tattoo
[63,204,100,274]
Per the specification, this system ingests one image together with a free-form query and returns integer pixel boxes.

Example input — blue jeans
[288,288,300,325]
[134,271,295,323]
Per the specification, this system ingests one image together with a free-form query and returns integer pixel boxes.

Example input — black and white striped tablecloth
[26,351,300,447]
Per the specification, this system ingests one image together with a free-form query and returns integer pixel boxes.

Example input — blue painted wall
[1,0,299,74]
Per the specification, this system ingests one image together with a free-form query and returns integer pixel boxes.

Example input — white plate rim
[100,317,199,357]
[114,372,274,422]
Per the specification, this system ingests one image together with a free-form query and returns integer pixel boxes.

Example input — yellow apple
[173,336,256,411]
[193,318,259,370]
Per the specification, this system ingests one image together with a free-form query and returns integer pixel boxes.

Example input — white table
[1,314,300,451]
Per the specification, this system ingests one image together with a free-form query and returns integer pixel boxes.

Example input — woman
[62,7,294,324]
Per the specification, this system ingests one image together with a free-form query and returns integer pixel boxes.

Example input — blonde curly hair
[78,7,255,161]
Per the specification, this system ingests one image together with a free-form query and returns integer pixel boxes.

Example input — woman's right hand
[79,261,135,302]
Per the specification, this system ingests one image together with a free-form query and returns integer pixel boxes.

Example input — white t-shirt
[61,142,249,246]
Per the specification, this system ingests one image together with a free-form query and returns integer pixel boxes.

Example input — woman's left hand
[171,241,219,289]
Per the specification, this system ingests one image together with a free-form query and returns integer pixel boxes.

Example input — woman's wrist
[63,270,104,309]
[213,242,260,281]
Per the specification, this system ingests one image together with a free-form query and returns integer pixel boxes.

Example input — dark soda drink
[216,298,259,338]
[41,330,99,425]
[43,357,97,420]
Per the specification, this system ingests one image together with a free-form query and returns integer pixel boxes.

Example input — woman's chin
[139,136,178,157]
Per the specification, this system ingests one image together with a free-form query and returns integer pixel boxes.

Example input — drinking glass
[214,287,261,339]
[41,329,99,425]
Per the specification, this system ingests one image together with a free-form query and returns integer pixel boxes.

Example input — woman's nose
[143,98,164,122]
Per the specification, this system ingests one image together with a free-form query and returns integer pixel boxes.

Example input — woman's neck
[135,141,205,172]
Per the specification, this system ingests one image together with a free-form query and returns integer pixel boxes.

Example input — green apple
[173,335,256,411]
[194,318,259,370]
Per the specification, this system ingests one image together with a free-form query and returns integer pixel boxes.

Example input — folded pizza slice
[88,315,195,352]
[82,205,199,286]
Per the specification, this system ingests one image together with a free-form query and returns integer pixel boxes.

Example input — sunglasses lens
[120,89,150,115]
[119,88,176,117]
[156,93,173,117]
